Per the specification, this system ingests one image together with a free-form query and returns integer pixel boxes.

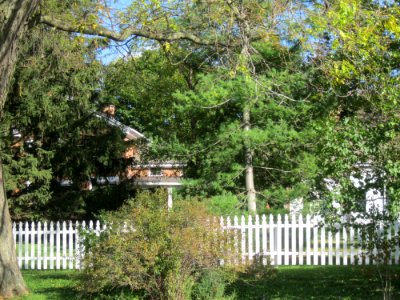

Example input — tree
[306,2,400,298]
[0,20,104,220]
[173,41,319,213]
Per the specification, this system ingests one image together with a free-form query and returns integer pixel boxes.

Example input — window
[149,168,162,177]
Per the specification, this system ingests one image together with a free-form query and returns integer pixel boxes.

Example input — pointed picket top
[284,214,289,225]
[56,221,61,229]
[269,214,274,224]
[226,216,232,227]
[89,220,94,229]
[220,216,225,227]
[233,215,239,226]
[241,215,246,226]
[298,214,303,224]
[277,214,282,224]
[248,214,253,224]
[261,214,267,225]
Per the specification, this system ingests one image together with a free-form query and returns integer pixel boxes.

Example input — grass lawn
[16,266,400,299]
[17,270,79,300]
[229,265,400,300]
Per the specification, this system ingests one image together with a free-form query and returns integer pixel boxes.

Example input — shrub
[192,268,237,300]
[78,190,233,300]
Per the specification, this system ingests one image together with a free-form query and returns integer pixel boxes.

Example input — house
[93,105,185,207]
[288,163,387,215]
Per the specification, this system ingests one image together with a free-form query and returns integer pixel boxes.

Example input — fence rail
[12,215,400,270]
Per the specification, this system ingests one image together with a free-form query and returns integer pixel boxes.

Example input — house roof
[95,112,146,140]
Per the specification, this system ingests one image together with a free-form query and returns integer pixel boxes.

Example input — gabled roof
[94,112,146,141]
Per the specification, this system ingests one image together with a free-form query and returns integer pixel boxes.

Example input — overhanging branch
[40,15,219,46]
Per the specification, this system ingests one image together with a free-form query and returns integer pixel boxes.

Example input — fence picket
[306,215,311,265]
[62,221,67,269]
[328,230,333,265]
[37,221,42,270]
[313,219,318,265]
[298,215,304,265]
[50,221,54,269]
[269,214,275,265]
[284,215,289,265]
[43,221,48,270]
[255,215,260,262]
[335,229,340,265]
[321,225,326,266]
[261,215,267,265]
[24,222,28,269]
[248,215,253,262]
[56,222,61,270]
[30,221,35,269]
[68,221,74,270]
[277,215,282,265]
[343,227,348,266]
[291,215,297,265]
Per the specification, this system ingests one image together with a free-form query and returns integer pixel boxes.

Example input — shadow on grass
[21,270,80,300]
[227,266,400,300]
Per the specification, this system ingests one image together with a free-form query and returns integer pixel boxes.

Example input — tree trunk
[0,161,28,298]
[243,106,257,214]
[0,0,39,297]
[0,0,39,112]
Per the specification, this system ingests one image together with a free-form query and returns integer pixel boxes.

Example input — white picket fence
[12,220,105,270]
[12,215,400,270]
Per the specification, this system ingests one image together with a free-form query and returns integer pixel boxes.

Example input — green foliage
[192,269,237,300]
[204,193,242,216]
[0,16,136,219]
[78,190,234,300]
[172,42,320,209]
[102,49,191,140]
[0,20,104,219]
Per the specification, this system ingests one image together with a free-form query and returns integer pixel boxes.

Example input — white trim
[94,112,146,140]
[132,163,186,168]
[133,181,183,187]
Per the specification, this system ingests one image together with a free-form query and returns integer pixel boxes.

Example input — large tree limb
[40,15,218,46]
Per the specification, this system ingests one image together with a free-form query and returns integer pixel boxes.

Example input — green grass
[16,266,400,299]
[228,265,400,300]
[17,270,79,300]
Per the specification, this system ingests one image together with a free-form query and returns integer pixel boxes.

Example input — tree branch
[40,15,218,46]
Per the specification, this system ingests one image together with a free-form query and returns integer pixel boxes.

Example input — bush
[192,268,237,300]
[78,190,233,300]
